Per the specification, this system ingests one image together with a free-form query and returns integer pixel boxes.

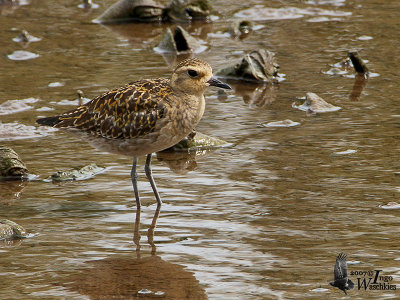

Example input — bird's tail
[36,116,62,127]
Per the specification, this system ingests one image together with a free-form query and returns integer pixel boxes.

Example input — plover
[37,58,231,209]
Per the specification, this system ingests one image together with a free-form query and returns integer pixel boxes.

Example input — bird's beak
[207,77,232,90]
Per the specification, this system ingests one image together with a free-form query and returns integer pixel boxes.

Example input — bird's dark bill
[207,77,231,89]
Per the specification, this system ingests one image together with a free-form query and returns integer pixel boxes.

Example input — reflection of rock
[0,219,28,240]
[0,146,28,179]
[228,20,253,39]
[93,0,164,23]
[215,50,280,83]
[0,181,27,205]
[50,163,105,182]
[226,81,278,107]
[156,25,204,54]
[292,92,341,114]
[156,151,198,174]
[349,74,367,101]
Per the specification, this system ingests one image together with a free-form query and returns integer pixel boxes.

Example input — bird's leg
[131,157,141,209]
[144,153,162,207]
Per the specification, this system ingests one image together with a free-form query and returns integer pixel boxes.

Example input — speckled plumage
[37,58,231,208]
[50,78,171,140]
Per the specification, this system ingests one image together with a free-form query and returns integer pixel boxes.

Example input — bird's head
[170,58,231,95]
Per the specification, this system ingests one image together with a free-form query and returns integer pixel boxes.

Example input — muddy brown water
[1,0,400,299]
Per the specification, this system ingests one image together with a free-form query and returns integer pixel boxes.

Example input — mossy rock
[162,131,230,152]
[0,219,28,240]
[0,146,28,179]
[51,163,105,182]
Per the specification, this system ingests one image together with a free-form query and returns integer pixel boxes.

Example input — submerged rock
[215,49,280,83]
[292,92,341,114]
[0,146,28,179]
[93,0,164,23]
[155,26,204,54]
[228,20,253,39]
[162,131,230,152]
[50,163,105,182]
[262,119,300,128]
[0,219,28,240]
[7,50,39,60]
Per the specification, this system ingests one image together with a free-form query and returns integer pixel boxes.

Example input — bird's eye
[188,70,198,77]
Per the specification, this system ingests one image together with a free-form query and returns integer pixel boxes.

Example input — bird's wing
[54,79,172,139]
[334,252,348,280]
[348,279,355,290]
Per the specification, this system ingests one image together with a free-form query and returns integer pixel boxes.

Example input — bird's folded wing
[55,79,171,139]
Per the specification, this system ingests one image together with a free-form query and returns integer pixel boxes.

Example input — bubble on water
[7,50,39,60]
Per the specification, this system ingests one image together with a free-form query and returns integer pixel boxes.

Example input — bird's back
[37,78,172,140]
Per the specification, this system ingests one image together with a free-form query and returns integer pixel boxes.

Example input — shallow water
[1,0,400,299]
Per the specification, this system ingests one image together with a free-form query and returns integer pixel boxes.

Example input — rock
[215,49,280,83]
[292,92,341,113]
[12,30,41,43]
[348,50,369,76]
[93,0,164,23]
[164,0,212,22]
[50,163,105,182]
[155,26,204,54]
[0,146,28,179]
[0,219,28,240]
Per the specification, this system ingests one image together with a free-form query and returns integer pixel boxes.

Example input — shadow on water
[62,208,208,299]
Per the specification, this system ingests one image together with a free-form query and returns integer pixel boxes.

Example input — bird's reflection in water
[133,207,160,256]
[63,208,208,299]
[349,74,368,101]
[219,80,278,107]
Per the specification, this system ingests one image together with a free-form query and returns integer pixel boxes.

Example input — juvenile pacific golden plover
[37,58,231,209]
